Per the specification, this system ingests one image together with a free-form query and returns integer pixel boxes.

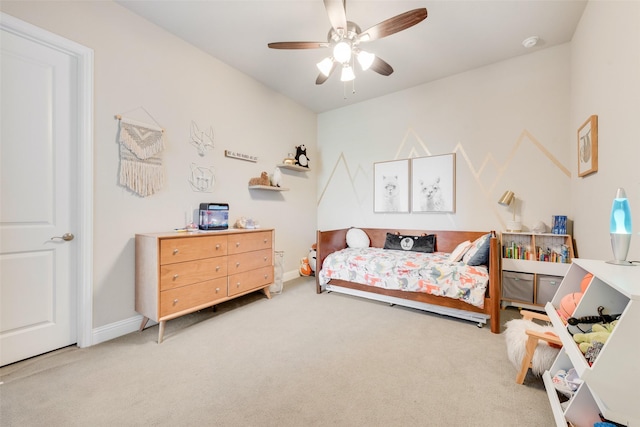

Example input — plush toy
[299,257,311,276]
[308,244,317,274]
[295,145,309,168]
[271,167,282,187]
[573,321,617,354]
[248,171,270,186]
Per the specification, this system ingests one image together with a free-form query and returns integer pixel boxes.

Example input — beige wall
[1,1,318,331]
[317,44,572,235]
[570,0,640,261]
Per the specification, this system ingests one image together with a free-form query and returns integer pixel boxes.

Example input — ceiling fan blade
[359,8,427,42]
[324,0,347,35]
[370,57,393,76]
[316,62,338,85]
[268,41,329,49]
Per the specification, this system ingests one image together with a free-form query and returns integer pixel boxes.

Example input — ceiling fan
[268,0,428,85]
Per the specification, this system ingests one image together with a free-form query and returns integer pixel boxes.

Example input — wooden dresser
[135,228,274,343]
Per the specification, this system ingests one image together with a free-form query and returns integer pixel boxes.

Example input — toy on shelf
[248,172,270,186]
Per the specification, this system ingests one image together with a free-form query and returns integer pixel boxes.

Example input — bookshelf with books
[501,232,575,310]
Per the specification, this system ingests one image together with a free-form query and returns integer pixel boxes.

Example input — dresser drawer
[228,265,273,297]
[160,235,227,265]
[159,277,227,318]
[160,256,228,291]
[228,249,272,275]
[227,231,272,254]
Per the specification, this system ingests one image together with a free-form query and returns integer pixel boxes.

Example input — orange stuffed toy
[299,257,312,276]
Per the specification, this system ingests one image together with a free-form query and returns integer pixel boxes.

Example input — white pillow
[346,228,370,248]
[448,240,472,262]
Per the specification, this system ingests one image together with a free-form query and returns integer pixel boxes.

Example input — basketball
[580,273,593,293]
[558,292,583,321]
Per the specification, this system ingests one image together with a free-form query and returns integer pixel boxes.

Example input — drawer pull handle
[173,274,179,280]
[236,242,240,247]
[264,274,268,279]
[173,299,179,305]
[236,262,240,267]
[216,266,220,271]
[236,282,241,288]
[215,287,220,293]
[263,256,267,261]
[216,244,220,249]
[263,239,267,243]
[173,249,179,255]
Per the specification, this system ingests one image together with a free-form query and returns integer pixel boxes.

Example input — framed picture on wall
[411,153,456,213]
[374,159,410,213]
[578,115,598,177]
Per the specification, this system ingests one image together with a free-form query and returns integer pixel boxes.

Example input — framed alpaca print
[411,153,456,213]
[374,159,409,213]
[577,115,598,177]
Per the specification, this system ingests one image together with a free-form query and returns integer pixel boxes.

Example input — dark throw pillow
[383,233,436,253]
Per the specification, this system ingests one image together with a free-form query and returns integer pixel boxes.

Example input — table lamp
[498,190,522,232]
[607,187,634,266]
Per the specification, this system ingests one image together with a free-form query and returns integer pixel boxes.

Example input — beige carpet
[0,277,554,426]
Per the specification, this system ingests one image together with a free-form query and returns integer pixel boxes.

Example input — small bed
[315,228,501,333]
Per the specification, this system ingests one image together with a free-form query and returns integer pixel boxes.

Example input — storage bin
[536,275,562,306]
[502,271,534,303]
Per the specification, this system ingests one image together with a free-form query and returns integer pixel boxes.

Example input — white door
[0,14,93,366]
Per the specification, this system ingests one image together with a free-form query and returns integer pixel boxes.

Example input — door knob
[51,232,74,241]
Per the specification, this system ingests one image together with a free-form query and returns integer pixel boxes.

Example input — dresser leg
[139,316,149,332]
[262,286,272,299]
[158,321,166,344]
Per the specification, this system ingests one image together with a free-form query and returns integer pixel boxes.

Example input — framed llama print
[374,159,409,213]
[411,153,456,213]
[578,115,598,177]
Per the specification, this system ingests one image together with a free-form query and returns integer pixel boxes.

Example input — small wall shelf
[248,185,289,191]
[277,164,310,172]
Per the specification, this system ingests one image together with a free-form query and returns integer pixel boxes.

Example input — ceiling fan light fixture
[333,41,352,63]
[340,65,355,82]
[357,50,375,71]
[316,57,334,76]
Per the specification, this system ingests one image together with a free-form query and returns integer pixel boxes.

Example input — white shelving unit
[501,232,574,310]
[543,259,639,426]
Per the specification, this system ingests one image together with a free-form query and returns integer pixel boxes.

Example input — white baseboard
[91,315,155,345]
[91,270,305,345]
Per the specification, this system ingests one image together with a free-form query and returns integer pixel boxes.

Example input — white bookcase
[542,259,639,426]
[501,232,574,310]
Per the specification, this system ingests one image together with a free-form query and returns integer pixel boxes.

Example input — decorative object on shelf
[294,145,310,168]
[282,153,296,165]
[498,190,522,231]
[373,159,409,213]
[248,172,270,186]
[188,163,215,192]
[115,113,165,197]
[532,221,547,234]
[607,187,634,266]
[225,150,258,162]
[189,121,214,157]
[411,153,456,213]
[271,167,282,187]
[577,115,598,177]
[552,215,568,234]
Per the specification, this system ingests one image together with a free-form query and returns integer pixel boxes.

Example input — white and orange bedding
[318,247,489,308]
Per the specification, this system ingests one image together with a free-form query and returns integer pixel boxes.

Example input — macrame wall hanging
[115,112,165,197]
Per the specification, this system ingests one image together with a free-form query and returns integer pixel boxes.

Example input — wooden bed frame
[315,228,501,333]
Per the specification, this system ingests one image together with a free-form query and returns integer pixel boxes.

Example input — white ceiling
[116,0,587,113]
